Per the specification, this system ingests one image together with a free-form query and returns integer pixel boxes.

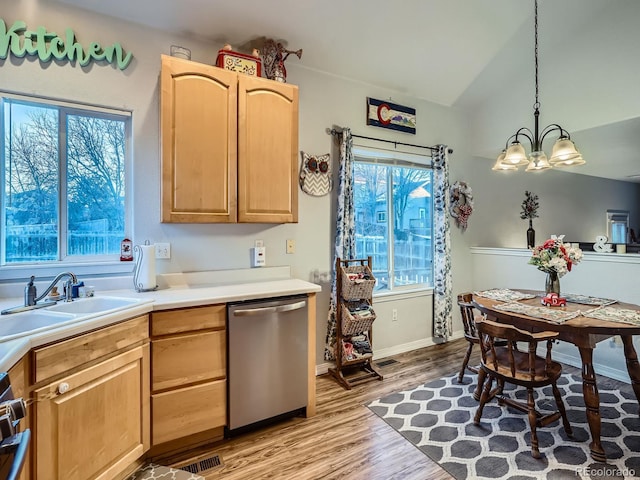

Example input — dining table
[471,288,640,462]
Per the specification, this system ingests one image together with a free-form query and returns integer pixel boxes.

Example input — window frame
[352,146,434,296]
[0,91,133,280]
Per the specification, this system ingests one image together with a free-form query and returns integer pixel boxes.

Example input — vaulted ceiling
[54,0,640,182]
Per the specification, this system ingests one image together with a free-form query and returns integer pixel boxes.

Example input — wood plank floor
[166,339,476,480]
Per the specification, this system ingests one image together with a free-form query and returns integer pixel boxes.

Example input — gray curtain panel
[324,129,356,361]
[433,145,453,340]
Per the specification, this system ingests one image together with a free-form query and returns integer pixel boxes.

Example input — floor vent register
[178,454,224,475]
[376,359,399,367]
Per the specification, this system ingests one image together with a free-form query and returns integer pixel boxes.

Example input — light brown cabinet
[160,55,299,224]
[150,305,227,446]
[31,316,149,480]
[34,346,149,480]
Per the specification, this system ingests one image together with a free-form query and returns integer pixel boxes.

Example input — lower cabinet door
[152,379,226,445]
[34,345,149,480]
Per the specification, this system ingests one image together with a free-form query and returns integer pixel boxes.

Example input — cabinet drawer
[152,330,226,391]
[151,304,225,336]
[152,379,226,445]
[33,315,149,384]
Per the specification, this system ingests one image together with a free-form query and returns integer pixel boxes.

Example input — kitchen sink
[0,310,77,342]
[46,296,142,315]
[0,296,147,343]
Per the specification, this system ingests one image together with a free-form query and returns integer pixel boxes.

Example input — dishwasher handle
[231,300,306,317]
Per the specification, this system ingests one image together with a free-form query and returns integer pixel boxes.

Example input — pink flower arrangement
[528,235,583,277]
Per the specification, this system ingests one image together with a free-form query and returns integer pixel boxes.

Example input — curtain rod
[327,128,453,154]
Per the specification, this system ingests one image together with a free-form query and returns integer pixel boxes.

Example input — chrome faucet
[30,272,78,305]
[0,272,79,315]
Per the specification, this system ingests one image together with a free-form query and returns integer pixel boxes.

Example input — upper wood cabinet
[237,75,298,223]
[160,55,298,224]
[160,55,237,223]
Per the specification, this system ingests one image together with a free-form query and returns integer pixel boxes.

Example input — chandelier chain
[492,0,584,172]
[534,0,539,110]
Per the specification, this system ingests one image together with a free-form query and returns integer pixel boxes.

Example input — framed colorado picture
[366,97,416,134]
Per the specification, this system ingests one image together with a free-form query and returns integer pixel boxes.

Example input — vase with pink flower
[528,235,583,295]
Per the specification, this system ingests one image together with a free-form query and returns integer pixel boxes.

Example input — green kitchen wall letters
[0,19,133,70]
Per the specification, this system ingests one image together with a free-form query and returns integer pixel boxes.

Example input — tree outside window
[2,98,128,264]
[353,156,433,292]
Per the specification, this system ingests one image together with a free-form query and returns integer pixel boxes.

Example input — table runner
[492,301,581,324]
[583,306,640,326]
[563,293,617,306]
[473,289,536,302]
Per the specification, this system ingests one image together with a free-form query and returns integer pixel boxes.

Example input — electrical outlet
[392,308,398,322]
[155,242,171,259]
[286,239,295,254]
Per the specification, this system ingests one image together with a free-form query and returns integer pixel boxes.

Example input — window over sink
[0,93,131,273]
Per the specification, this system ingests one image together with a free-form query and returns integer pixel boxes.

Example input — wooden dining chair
[473,317,573,459]
[456,293,506,399]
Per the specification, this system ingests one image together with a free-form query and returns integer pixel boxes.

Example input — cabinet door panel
[161,55,237,223]
[152,330,225,391]
[238,76,298,223]
[35,346,149,480]
[152,379,226,445]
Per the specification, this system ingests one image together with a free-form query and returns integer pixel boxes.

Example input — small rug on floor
[367,371,640,480]
[127,463,205,480]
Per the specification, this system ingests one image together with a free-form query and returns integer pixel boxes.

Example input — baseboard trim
[315,331,464,376]
[551,350,631,384]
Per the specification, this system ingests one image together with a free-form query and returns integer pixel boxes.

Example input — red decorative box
[215,50,262,77]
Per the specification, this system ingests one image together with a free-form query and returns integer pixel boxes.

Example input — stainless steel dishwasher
[227,294,308,435]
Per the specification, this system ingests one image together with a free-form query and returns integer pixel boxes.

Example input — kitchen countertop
[0,276,321,373]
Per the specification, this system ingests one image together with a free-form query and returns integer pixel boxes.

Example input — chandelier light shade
[492,150,518,171]
[493,0,585,173]
[503,142,529,166]
[549,138,585,166]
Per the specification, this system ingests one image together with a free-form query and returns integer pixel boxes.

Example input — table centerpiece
[529,235,583,295]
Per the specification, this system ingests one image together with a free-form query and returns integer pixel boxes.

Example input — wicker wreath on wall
[449,181,473,230]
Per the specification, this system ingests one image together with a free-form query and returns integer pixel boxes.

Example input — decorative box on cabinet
[216,48,262,77]
[160,55,298,224]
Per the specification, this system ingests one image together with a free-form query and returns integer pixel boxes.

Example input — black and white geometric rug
[367,371,640,480]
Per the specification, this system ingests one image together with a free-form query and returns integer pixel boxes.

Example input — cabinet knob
[57,382,70,394]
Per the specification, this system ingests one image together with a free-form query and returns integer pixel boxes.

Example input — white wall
[460,157,640,248]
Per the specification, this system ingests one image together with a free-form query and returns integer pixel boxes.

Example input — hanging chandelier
[492,0,584,172]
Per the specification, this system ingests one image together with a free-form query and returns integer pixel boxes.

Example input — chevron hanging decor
[299,151,332,196]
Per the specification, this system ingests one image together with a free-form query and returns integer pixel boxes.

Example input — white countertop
[0,274,321,373]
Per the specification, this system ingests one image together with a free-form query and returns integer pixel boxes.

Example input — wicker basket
[340,264,376,300]
[341,303,376,336]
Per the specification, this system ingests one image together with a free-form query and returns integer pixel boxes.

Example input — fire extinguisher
[120,238,133,261]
